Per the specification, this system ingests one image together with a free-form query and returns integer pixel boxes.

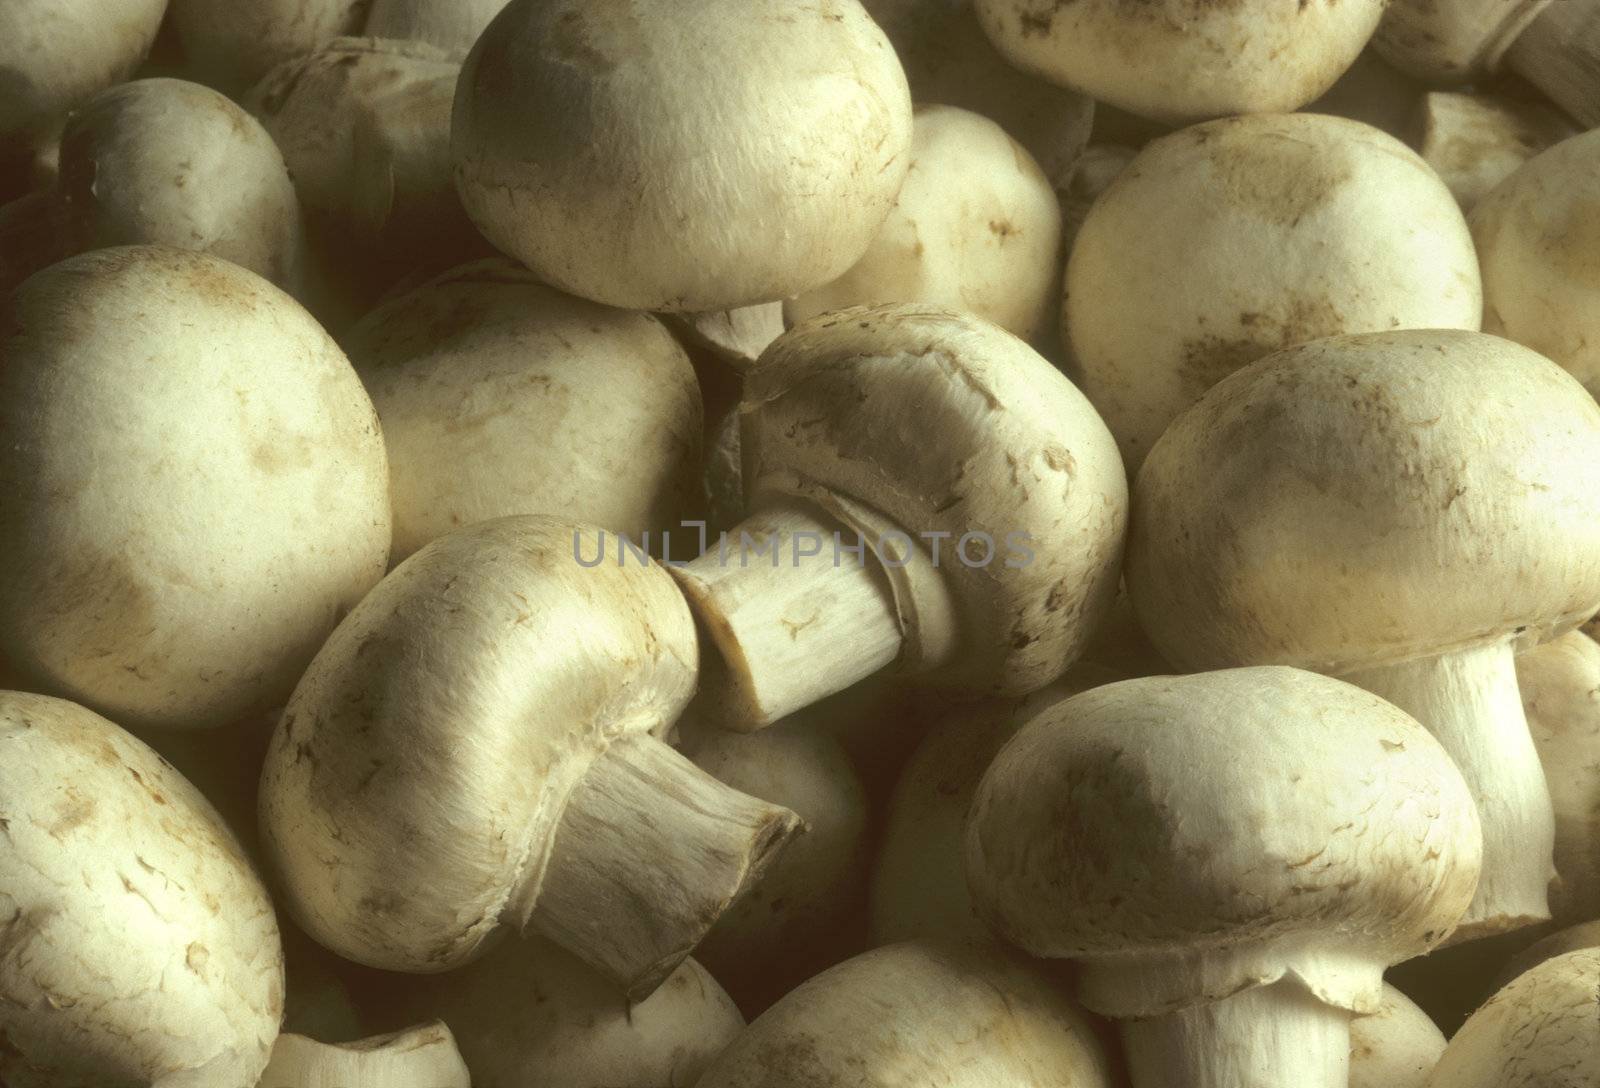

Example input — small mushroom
[1470,127,1600,401]
[452,0,914,312]
[786,105,1064,347]
[1417,90,1578,211]
[1127,330,1600,936]
[966,668,1481,1088]
[345,259,704,564]
[1349,985,1447,1088]
[1423,949,1600,1087]
[0,691,285,1086]
[1066,113,1482,469]
[695,941,1115,1088]
[364,0,510,55]
[671,304,1127,730]
[972,0,1384,124]
[169,0,369,93]
[259,516,801,998]
[0,246,392,731]
[259,1023,470,1088]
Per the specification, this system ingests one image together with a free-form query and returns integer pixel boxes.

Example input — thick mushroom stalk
[258,1023,469,1087]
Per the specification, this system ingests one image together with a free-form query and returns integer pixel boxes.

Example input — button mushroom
[1494,919,1600,989]
[452,0,914,312]
[0,691,285,1086]
[1417,90,1578,211]
[1349,985,1447,1088]
[1066,113,1482,469]
[259,1023,470,1088]
[0,246,392,731]
[966,668,1482,1088]
[169,0,370,93]
[1127,330,1600,936]
[259,516,801,998]
[672,304,1127,730]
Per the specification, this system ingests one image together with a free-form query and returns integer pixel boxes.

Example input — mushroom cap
[1128,331,1600,675]
[696,941,1114,1088]
[0,246,391,730]
[1349,984,1447,1088]
[347,260,703,563]
[746,304,1127,697]
[1066,113,1481,468]
[965,668,1482,1016]
[972,0,1383,124]
[261,1022,471,1087]
[1424,948,1600,1087]
[451,0,914,312]
[170,0,370,92]
[0,691,283,1087]
[54,78,306,292]
[1494,919,1600,993]
[364,0,509,55]
[786,104,1065,346]
[1471,127,1600,401]
[259,515,699,973]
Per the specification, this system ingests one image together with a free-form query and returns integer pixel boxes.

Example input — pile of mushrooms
[3,0,1600,1083]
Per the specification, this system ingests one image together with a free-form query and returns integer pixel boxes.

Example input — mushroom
[662,304,788,376]
[0,691,284,1086]
[452,0,914,312]
[168,0,369,93]
[1126,329,1600,936]
[345,259,704,564]
[1349,985,1447,1088]
[786,104,1065,348]
[1376,0,1600,127]
[966,667,1482,1088]
[971,0,1385,124]
[259,515,802,998]
[1518,630,1600,926]
[1469,127,1600,401]
[1058,144,1135,257]
[1494,919,1600,989]
[1422,949,1600,1087]
[696,941,1116,1088]
[1417,90,1578,211]
[1065,112,1482,470]
[259,1023,470,1088]
[0,246,392,731]
[364,0,509,55]
[671,304,1127,730]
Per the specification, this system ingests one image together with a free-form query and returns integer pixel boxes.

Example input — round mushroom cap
[696,941,1115,1088]
[1066,113,1481,468]
[259,515,698,973]
[451,0,914,312]
[966,668,1482,1016]
[365,0,510,55]
[1471,127,1600,402]
[347,260,703,563]
[170,0,369,92]
[1129,331,1600,675]
[972,0,1383,124]
[1424,948,1600,1088]
[0,692,284,1087]
[53,78,306,293]
[746,304,1127,697]
[0,246,392,730]
[1349,984,1447,1088]
[1494,919,1600,992]
[786,105,1065,346]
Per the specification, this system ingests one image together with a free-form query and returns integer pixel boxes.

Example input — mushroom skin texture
[259,515,801,999]
[786,105,1064,347]
[1066,112,1482,470]
[1423,949,1600,1087]
[452,0,914,313]
[1518,631,1600,927]
[0,246,392,731]
[696,941,1115,1088]
[1470,128,1600,402]
[672,304,1128,730]
[169,0,370,93]
[1348,984,1447,1088]
[0,692,284,1087]
[363,0,509,54]
[1127,330,1600,937]
[1418,91,1577,211]
[258,1023,470,1088]
[346,260,704,564]
[966,667,1482,1088]
[972,0,1384,124]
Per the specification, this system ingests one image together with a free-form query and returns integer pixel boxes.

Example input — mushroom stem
[672,499,905,729]
[1121,980,1352,1088]
[527,733,804,1000]
[1341,640,1554,937]
[254,1022,471,1087]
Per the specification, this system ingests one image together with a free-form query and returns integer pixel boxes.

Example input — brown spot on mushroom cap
[1200,124,1358,227]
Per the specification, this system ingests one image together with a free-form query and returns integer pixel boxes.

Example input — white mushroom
[1349,985,1447,1088]
[0,246,392,730]
[1066,113,1482,469]
[0,691,284,1086]
[1494,919,1600,990]
[966,668,1482,1088]
[786,105,1064,347]
[258,1023,470,1088]
[364,0,510,55]
[1059,145,1136,257]
[1417,90,1577,211]
[169,0,369,93]
[452,0,914,312]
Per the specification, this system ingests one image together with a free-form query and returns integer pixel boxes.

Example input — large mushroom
[0,246,391,731]
[1127,330,1600,936]
[966,668,1482,1088]
[452,0,914,312]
